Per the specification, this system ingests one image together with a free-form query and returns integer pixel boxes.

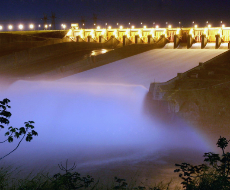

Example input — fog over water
[0,49,227,181]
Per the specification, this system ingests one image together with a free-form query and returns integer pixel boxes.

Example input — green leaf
[8,136,13,143]
[5,131,10,136]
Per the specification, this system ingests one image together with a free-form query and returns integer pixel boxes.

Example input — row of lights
[92,21,226,29]
[95,23,225,30]
[0,24,67,31]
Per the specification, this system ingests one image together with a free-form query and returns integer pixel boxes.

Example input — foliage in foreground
[0,161,175,190]
[0,98,38,160]
[175,136,230,190]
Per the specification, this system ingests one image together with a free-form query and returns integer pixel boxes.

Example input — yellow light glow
[45,25,48,28]
[49,24,51,27]
[120,26,123,29]
[29,24,34,29]
[117,23,119,25]
[101,29,106,35]
[203,28,208,37]
[138,29,142,38]
[176,28,181,35]
[94,23,96,26]
[150,29,155,38]
[163,29,167,37]
[113,29,118,38]
[97,26,100,29]
[208,24,211,28]
[222,24,225,28]
[38,25,41,27]
[62,24,66,29]
[0,26,2,30]
[108,26,111,29]
[189,29,194,38]
[194,25,197,28]
[80,29,84,38]
[90,30,95,38]
[66,29,72,36]
[156,25,159,29]
[168,25,172,29]
[8,25,13,30]
[131,25,135,29]
[125,29,130,38]
[143,25,147,29]
[218,29,222,37]
[18,24,23,30]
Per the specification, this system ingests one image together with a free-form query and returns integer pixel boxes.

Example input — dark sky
[1,0,230,29]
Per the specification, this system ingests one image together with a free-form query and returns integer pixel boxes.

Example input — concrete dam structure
[66,24,230,49]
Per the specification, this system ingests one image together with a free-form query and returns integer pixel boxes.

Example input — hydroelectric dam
[0,27,229,184]
[66,23,230,49]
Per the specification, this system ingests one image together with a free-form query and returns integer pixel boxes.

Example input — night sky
[1,0,230,29]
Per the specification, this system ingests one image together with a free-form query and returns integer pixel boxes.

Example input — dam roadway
[1,48,227,186]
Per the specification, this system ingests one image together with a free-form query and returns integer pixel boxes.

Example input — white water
[0,49,227,181]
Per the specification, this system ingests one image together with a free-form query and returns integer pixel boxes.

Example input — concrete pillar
[87,36,91,42]
[135,35,139,44]
[147,35,154,44]
[201,34,208,49]
[99,35,102,43]
[215,34,221,49]
[174,35,181,49]
[123,35,127,46]
[187,34,194,49]
[76,36,80,42]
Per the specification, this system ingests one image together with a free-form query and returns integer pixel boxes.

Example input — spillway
[0,49,227,185]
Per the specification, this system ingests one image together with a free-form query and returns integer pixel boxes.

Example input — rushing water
[0,49,227,184]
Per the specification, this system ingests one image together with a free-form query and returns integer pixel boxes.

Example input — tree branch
[0,129,27,160]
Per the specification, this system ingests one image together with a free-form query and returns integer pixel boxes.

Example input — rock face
[149,50,230,127]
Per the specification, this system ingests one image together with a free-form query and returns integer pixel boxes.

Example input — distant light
[97,26,100,29]
[168,25,172,29]
[206,21,208,23]
[192,21,195,24]
[38,25,41,27]
[18,24,23,30]
[45,25,48,29]
[108,26,111,29]
[129,22,130,25]
[94,23,96,26]
[143,25,147,29]
[141,22,143,25]
[62,24,66,29]
[208,24,211,28]
[194,25,198,28]
[120,25,123,29]
[0,25,2,30]
[156,25,159,28]
[222,24,225,28]
[29,24,34,29]
[117,23,119,25]
[153,22,155,24]
[105,23,107,25]
[220,21,223,23]
[83,23,85,26]
[131,25,135,29]
[49,24,51,27]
